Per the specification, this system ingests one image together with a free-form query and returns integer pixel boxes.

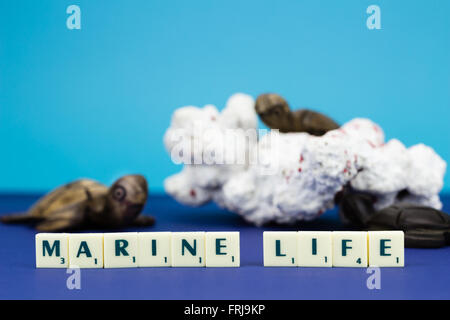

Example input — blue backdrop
[0,0,449,193]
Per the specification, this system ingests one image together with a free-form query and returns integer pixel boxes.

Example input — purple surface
[0,193,449,300]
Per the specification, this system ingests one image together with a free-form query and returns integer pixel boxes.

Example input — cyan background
[0,0,449,193]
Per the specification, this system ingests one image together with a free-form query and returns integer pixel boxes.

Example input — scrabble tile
[68,233,104,268]
[263,231,298,267]
[138,232,172,267]
[172,232,205,267]
[205,232,240,267]
[104,232,139,268]
[368,231,404,267]
[332,232,368,267]
[298,231,332,267]
[35,233,69,268]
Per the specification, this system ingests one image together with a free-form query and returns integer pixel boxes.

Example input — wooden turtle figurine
[338,191,450,248]
[0,175,155,232]
[255,93,340,135]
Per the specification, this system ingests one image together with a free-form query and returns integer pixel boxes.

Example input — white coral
[163,93,447,225]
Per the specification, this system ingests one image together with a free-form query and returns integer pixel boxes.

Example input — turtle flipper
[338,192,377,227]
[130,215,155,227]
[295,109,340,136]
[36,218,80,232]
[1,213,43,224]
[404,229,450,248]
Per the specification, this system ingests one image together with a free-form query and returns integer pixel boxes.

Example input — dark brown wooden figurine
[0,175,155,232]
[338,191,450,248]
[255,93,339,135]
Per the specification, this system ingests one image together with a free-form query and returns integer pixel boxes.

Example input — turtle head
[255,93,291,130]
[106,174,148,224]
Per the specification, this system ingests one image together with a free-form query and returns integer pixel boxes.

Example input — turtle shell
[367,203,450,248]
[28,179,108,218]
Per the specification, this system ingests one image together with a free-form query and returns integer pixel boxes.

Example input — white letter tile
[263,231,298,267]
[172,232,205,267]
[368,231,404,267]
[138,232,172,267]
[205,232,240,267]
[332,231,368,267]
[68,233,104,268]
[298,231,332,267]
[104,232,139,268]
[36,233,69,268]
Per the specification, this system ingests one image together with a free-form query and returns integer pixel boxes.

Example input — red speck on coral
[298,167,302,172]
[299,154,304,162]
[343,168,348,173]
[190,189,196,197]
[367,140,376,148]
